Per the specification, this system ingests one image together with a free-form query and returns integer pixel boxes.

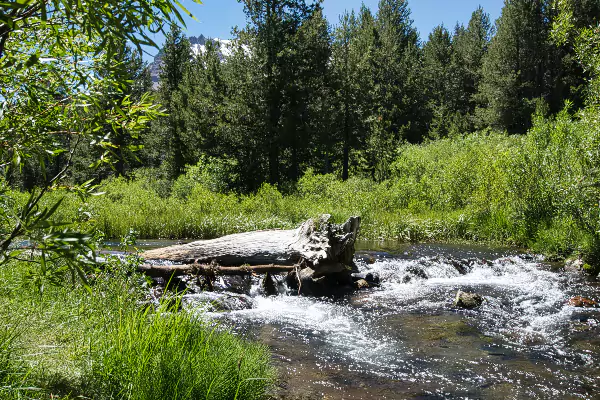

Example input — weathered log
[142,214,359,268]
[141,215,361,296]
[138,263,295,279]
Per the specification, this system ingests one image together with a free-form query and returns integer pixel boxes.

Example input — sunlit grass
[0,257,275,399]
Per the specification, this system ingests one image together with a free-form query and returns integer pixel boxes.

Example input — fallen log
[138,263,295,279]
[141,214,361,296]
[142,214,360,269]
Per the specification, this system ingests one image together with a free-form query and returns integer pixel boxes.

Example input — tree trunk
[142,215,360,270]
[141,215,361,296]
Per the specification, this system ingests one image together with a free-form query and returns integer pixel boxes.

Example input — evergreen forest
[9,0,600,192]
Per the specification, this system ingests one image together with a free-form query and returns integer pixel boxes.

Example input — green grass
[0,318,28,400]
[8,107,600,264]
[0,256,275,399]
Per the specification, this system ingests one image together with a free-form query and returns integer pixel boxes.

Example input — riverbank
[0,254,274,399]
[25,110,599,272]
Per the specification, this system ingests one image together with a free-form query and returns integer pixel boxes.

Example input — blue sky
[144,0,504,60]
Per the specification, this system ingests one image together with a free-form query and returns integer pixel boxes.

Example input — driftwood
[141,215,361,296]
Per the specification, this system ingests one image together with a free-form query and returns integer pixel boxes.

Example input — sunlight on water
[182,245,600,399]
[363,255,574,345]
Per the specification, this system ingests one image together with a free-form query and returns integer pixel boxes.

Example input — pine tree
[220,30,270,191]
[452,6,493,131]
[349,5,378,175]
[280,5,331,181]
[145,25,191,179]
[240,0,322,185]
[477,0,551,133]
[178,39,226,164]
[331,10,358,180]
[422,25,456,137]
[373,0,422,142]
[363,0,423,180]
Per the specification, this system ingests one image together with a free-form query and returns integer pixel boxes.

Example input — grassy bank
[33,109,597,264]
[6,108,595,268]
[0,255,275,399]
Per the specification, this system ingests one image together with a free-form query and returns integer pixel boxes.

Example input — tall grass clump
[0,255,275,399]
[86,300,273,400]
[0,321,28,399]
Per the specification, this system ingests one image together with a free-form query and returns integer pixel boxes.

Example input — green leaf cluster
[0,0,200,283]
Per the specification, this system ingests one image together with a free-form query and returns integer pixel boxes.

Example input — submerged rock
[568,296,598,308]
[454,290,484,309]
[407,265,428,279]
[221,275,252,294]
[351,272,381,285]
[564,258,584,273]
[166,275,191,293]
[185,292,254,312]
[451,259,469,275]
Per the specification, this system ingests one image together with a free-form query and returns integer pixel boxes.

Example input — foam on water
[361,255,583,344]
[183,250,600,397]
[216,294,407,375]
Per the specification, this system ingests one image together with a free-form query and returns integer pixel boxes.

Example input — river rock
[568,296,598,308]
[352,272,380,285]
[407,265,428,279]
[185,292,254,312]
[355,279,370,289]
[221,275,252,294]
[564,258,584,273]
[261,272,278,296]
[166,275,190,293]
[451,259,468,275]
[366,272,380,284]
[454,290,484,309]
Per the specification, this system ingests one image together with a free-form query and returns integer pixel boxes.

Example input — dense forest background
[9,0,600,193]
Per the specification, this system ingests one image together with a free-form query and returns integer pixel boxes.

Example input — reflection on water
[142,241,600,399]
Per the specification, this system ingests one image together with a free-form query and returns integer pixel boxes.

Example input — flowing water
[136,241,600,399]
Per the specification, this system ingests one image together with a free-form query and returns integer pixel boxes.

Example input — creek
[119,241,600,399]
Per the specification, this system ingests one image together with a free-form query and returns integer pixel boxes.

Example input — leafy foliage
[0,0,199,282]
